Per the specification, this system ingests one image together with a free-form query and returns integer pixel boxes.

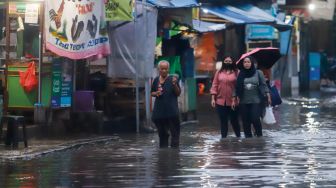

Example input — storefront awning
[192,19,226,33]
[147,0,200,8]
[202,4,292,30]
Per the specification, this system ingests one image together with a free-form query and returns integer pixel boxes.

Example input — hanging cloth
[16,16,25,58]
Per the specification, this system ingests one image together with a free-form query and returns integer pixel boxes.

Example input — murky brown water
[1,93,336,187]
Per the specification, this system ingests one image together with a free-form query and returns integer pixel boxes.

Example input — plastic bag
[262,106,276,124]
[19,62,38,92]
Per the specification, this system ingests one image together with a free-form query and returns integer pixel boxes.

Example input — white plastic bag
[262,106,276,124]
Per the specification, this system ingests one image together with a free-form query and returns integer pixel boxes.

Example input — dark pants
[153,116,180,148]
[239,103,263,138]
[216,105,241,138]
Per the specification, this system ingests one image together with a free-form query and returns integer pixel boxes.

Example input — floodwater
[1,93,336,187]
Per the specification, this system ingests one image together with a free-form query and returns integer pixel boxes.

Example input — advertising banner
[51,58,73,108]
[309,52,321,81]
[105,0,134,21]
[45,0,110,59]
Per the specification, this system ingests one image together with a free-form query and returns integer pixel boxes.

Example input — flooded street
[1,93,336,187]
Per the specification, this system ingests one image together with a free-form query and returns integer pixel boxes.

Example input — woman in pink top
[210,55,241,138]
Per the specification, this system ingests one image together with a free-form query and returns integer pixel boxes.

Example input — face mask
[222,63,234,70]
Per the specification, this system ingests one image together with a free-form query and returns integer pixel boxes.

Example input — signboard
[45,0,110,59]
[310,0,335,20]
[277,0,286,5]
[51,58,73,108]
[105,0,134,21]
[8,3,26,14]
[246,24,276,40]
[25,4,39,24]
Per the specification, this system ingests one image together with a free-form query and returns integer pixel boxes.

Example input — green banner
[105,0,133,21]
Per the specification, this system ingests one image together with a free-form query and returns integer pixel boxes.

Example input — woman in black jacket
[232,56,271,138]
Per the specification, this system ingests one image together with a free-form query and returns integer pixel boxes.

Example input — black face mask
[221,63,234,70]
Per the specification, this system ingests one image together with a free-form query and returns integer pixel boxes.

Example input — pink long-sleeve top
[210,70,238,106]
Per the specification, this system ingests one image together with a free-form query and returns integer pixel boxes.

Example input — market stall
[2,0,46,114]
[2,0,109,130]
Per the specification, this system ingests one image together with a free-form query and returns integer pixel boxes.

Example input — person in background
[233,56,271,138]
[151,60,181,148]
[259,68,271,83]
[259,67,283,107]
[210,55,241,138]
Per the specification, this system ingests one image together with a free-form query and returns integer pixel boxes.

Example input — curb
[0,136,117,161]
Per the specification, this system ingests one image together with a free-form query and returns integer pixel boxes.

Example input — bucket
[34,103,46,125]
[73,90,95,112]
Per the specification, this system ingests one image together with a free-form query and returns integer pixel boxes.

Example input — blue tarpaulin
[147,0,199,8]
[192,19,226,33]
[203,5,272,24]
[236,4,292,31]
[203,4,292,30]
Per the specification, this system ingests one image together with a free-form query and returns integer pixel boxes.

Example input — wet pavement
[1,92,336,187]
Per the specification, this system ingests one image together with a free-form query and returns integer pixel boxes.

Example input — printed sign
[25,4,39,24]
[105,0,134,21]
[9,3,27,14]
[45,0,110,59]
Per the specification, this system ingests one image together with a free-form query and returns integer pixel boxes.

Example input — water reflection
[1,94,336,187]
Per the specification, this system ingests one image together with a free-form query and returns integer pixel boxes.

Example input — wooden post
[38,2,44,103]
[134,0,140,133]
[4,0,10,115]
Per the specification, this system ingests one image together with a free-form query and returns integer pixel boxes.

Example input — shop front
[1,0,111,135]
[1,1,47,119]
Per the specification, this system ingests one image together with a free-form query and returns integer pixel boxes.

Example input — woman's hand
[152,91,161,97]
[156,91,162,97]
[231,100,236,110]
[171,76,181,96]
[211,95,216,108]
[231,97,238,110]
[172,76,178,86]
[267,93,272,106]
[211,98,216,108]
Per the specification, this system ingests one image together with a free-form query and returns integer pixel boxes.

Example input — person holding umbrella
[233,56,271,138]
[210,55,241,138]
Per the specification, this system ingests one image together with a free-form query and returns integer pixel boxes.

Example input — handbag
[270,85,282,106]
[262,106,276,124]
